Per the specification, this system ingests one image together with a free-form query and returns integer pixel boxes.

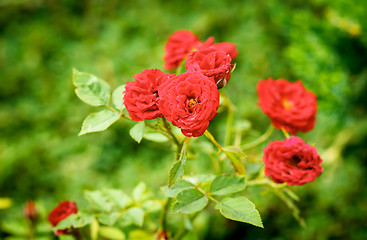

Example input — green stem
[204,130,246,175]
[243,125,274,150]
[222,92,235,147]
[162,118,180,147]
[105,103,120,113]
[157,198,172,239]
[281,127,290,138]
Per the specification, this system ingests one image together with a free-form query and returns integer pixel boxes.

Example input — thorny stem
[204,130,246,175]
[243,125,274,150]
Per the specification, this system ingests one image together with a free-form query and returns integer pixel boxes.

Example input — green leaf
[73,68,111,106]
[210,175,246,196]
[59,236,76,240]
[98,212,122,226]
[142,200,162,213]
[85,190,112,212]
[132,182,150,201]
[169,140,189,187]
[121,207,144,227]
[79,110,120,136]
[215,197,263,228]
[112,85,126,110]
[56,211,94,230]
[99,226,126,240]
[129,230,154,240]
[104,189,132,209]
[172,189,208,214]
[143,133,169,142]
[161,179,195,198]
[129,121,146,143]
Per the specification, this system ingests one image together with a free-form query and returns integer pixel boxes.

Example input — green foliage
[79,110,120,136]
[215,197,263,228]
[209,175,246,196]
[172,189,209,214]
[73,69,111,107]
[129,122,146,143]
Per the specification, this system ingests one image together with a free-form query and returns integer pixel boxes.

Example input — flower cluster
[123,30,237,137]
[257,78,323,185]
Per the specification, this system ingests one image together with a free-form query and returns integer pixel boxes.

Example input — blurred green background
[1,0,367,239]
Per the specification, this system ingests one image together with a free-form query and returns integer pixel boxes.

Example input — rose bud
[24,201,37,222]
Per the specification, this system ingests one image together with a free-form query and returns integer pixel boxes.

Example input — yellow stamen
[282,98,293,110]
[188,99,197,107]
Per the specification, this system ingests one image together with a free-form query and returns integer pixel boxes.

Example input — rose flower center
[188,98,197,107]
[282,98,293,110]
[288,155,301,166]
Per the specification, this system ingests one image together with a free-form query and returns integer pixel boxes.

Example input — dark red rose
[124,69,174,121]
[257,78,317,134]
[158,72,219,137]
[185,47,233,89]
[212,42,238,60]
[163,30,214,70]
[48,201,78,235]
[24,201,37,222]
[263,136,323,185]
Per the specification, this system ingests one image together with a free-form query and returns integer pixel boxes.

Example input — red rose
[48,201,78,235]
[212,42,238,60]
[263,136,323,185]
[185,47,233,89]
[158,72,219,137]
[124,69,174,121]
[163,30,214,70]
[257,78,317,134]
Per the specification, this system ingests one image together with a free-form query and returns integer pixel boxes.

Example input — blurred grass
[1,0,367,239]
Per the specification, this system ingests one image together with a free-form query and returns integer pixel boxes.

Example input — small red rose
[263,136,323,185]
[257,78,317,134]
[163,30,214,70]
[158,72,220,137]
[24,201,37,222]
[48,201,78,235]
[185,47,233,89]
[124,69,174,121]
[212,42,238,60]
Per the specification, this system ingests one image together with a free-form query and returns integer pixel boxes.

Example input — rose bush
[123,69,174,121]
[263,136,323,185]
[158,72,220,137]
[257,78,317,134]
[48,201,78,235]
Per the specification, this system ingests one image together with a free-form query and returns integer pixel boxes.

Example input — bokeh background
[1,0,367,239]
